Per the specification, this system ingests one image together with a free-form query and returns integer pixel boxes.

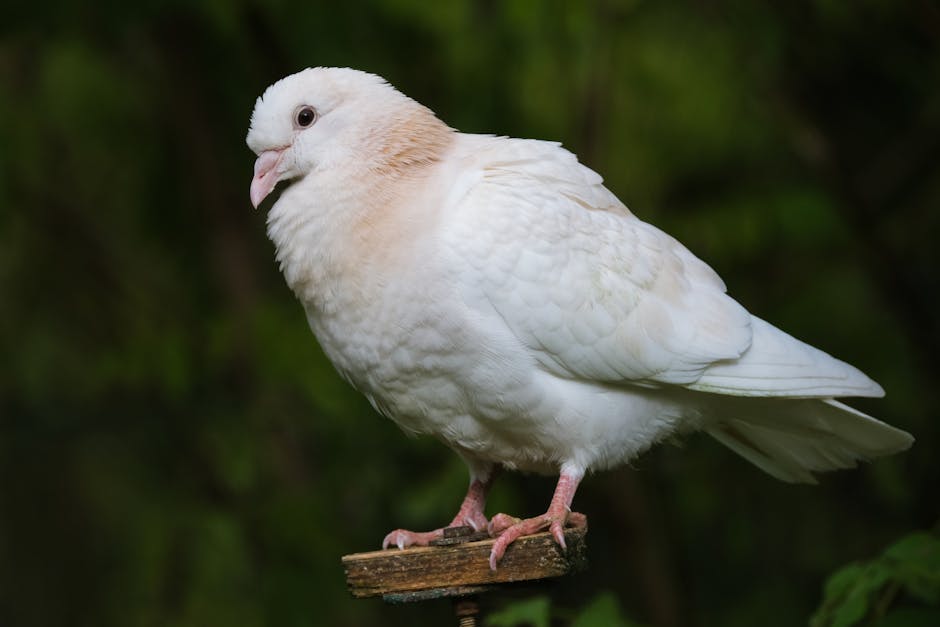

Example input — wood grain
[342,528,587,599]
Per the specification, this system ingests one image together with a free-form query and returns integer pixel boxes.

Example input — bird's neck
[364,105,455,176]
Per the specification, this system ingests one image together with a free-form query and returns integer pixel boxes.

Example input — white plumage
[246,67,913,569]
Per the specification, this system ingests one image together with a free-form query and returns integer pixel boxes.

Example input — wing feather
[444,136,882,398]
[690,317,884,397]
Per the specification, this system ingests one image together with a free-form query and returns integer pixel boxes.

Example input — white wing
[443,136,883,398]
[691,316,884,397]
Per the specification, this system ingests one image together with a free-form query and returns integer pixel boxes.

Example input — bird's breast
[303,274,486,430]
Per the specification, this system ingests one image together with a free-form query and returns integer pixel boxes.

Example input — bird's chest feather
[304,273,515,441]
[309,277,452,389]
[268,180,489,433]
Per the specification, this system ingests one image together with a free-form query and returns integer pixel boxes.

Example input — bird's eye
[294,105,317,129]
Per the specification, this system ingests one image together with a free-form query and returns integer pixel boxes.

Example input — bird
[246,67,914,570]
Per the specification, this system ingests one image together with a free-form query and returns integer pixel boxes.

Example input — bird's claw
[462,510,490,533]
[551,520,567,550]
[382,528,442,550]
[381,510,492,550]
[486,510,587,571]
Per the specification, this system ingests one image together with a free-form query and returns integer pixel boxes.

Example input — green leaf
[813,532,940,627]
[486,595,551,627]
[883,533,940,604]
[572,591,645,627]
[813,563,873,627]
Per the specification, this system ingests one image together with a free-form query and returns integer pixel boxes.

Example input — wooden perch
[342,525,587,602]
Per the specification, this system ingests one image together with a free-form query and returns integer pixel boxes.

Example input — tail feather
[706,398,913,484]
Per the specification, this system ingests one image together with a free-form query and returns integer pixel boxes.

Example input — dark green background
[2,1,937,625]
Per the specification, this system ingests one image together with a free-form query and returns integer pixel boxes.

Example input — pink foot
[382,509,489,549]
[487,510,587,570]
[486,467,585,571]
[382,475,491,550]
[382,528,442,550]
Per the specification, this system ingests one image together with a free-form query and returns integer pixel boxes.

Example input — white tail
[706,398,913,484]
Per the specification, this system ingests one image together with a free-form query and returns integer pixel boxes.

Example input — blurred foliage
[570,592,645,627]
[812,531,940,627]
[487,595,552,627]
[486,591,644,627]
[1,0,938,626]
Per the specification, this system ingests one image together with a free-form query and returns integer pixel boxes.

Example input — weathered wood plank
[342,528,587,599]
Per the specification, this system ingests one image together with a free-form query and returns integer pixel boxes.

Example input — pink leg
[382,472,494,550]
[487,466,586,571]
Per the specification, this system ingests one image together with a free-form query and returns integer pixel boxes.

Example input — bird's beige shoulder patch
[370,106,455,177]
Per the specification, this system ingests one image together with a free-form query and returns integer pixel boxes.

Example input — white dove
[246,67,913,570]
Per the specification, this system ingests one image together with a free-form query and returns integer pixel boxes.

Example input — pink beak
[250,149,285,208]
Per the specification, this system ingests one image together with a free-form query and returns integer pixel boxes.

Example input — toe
[464,511,490,532]
[568,512,588,529]
[550,520,567,550]
[488,513,522,536]
[382,530,402,550]
[382,529,418,550]
[382,528,444,549]
[488,536,510,571]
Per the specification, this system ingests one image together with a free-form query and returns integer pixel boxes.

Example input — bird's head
[246,67,452,209]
